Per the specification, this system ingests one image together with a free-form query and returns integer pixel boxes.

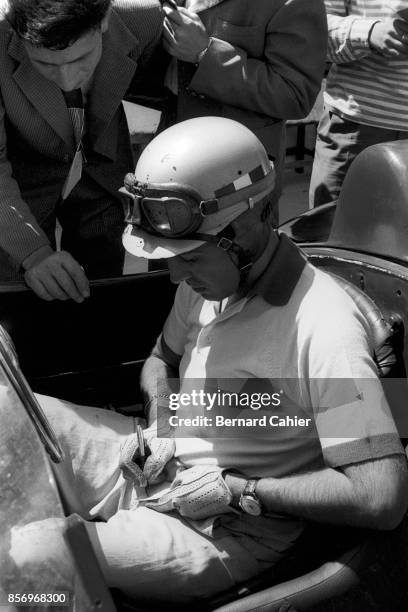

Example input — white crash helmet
[121,117,275,260]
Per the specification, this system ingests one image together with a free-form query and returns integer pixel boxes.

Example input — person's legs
[9,507,263,604]
[36,394,137,520]
[86,507,263,603]
[309,109,399,208]
[35,395,264,603]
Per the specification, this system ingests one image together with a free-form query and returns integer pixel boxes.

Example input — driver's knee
[85,507,245,603]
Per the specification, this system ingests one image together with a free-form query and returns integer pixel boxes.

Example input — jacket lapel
[8,32,74,151]
[8,10,141,161]
[87,11,140,160]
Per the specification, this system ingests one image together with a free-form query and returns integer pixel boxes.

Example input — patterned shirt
[324,0,408,130]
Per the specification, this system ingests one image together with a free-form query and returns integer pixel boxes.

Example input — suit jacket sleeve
[188,0,327,119]
[0,91,51,267]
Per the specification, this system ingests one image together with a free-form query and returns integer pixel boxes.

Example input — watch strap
[243,479,259,498]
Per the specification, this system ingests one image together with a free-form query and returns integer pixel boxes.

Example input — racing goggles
[121,165,275,239]
[121,177,219,238]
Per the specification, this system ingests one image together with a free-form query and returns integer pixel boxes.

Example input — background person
[0,0,162,301]
[160,0,327,225]
[310,0,408,207]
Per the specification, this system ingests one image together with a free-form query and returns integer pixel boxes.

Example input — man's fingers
[162,38,177,55]
[162,4,184,24]
[60,256,90,300]
[384,20,408,54]
[25,267,70,301]
[24,251,90,303]
[119,435,147,487]
[24,273,55,302]
[395,26,408,53]
[175,7,196,20]
[163,18,176,41]
[42,273,74,301]
[143,437,175,483]
[52,266,86,303]
[395,17,408,33]
[393,45,408,56]
[143,454,165,483]
[144,501,170,513]
[44,264,84,303]
[383,39,408,57]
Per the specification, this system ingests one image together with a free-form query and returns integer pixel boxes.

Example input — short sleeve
[303,290,404,467]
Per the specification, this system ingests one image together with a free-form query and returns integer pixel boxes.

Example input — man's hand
[145,465,234,520]
[162,5,210,63]
[23,249,90,303]
[119,424,175,488]
[369,17,408,57]
[143,424,175,483]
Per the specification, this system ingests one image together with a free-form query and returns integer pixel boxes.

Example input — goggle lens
[142,197,197,236]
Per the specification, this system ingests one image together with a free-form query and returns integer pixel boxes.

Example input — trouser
[309,108,408,208]
[20,395,273,604]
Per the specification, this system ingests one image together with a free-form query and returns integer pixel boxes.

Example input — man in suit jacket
[161,0,328,225]
[0,0,163,300]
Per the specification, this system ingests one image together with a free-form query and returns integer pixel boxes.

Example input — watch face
[240,495,262,516]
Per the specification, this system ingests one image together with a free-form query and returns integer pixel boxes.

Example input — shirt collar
[249,233,307,306]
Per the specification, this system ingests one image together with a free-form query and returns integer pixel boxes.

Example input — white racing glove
[119,424,175,488]
[143,426,175,483]
[145,465,234,520]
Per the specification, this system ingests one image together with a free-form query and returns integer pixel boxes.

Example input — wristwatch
[239,479,262,516]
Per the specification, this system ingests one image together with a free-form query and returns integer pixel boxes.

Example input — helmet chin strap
[190,225,253,284]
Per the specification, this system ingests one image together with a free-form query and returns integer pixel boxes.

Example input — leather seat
[279,202,336,244]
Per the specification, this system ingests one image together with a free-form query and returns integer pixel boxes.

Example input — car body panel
[0,341,115,611]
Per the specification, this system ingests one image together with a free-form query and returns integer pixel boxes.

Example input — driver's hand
[23,249,90,303]
[143,424,175,484]
[119,424,175,487]
[144,465,234,520]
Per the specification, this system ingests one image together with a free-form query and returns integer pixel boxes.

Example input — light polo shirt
[159,234,404,478]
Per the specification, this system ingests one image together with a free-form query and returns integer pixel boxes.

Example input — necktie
[62,88,85,148]
[60,89,85,201]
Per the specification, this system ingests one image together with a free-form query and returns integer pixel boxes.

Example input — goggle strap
[124,196,142,226]
[189,233,236,252]
[213,170,275,214]
[123,171,274,217]
[200,199,219,215]
[190,231,253,273]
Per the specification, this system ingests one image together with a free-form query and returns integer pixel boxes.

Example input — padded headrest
[331,275,401,378]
